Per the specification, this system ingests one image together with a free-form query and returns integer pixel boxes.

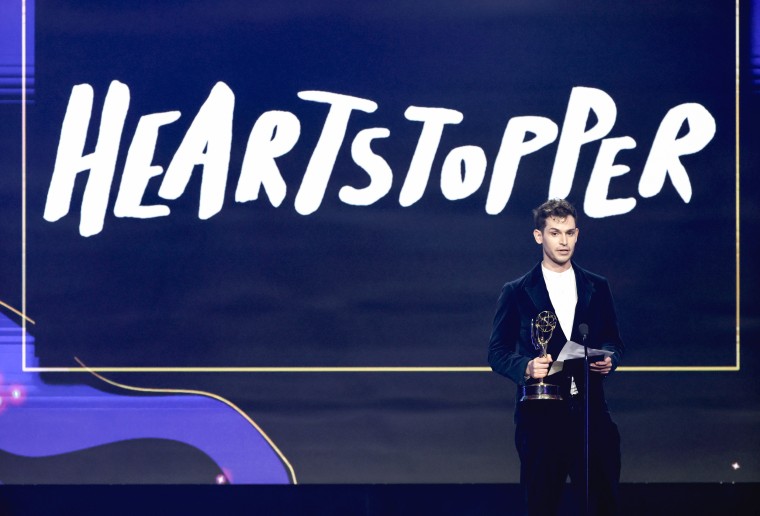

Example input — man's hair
[533,198,578,231]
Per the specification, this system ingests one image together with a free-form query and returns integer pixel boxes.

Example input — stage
[0,483,755,515]
[0,1,758,511]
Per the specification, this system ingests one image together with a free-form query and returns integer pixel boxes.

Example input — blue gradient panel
[0,0,34,103]
[754,0,760,91]
[0,311,293,484]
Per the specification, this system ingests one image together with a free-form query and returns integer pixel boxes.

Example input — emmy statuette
[519,310,563,401]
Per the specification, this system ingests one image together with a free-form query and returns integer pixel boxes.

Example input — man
[488,198,624,515]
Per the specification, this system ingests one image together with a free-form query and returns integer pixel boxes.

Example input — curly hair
[532,198,578,231]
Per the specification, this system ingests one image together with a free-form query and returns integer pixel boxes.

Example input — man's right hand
[526,354,553,379]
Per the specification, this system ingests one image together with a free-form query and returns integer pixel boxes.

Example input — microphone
[579,323,589,341]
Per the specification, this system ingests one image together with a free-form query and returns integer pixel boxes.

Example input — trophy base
[519,382,563,402]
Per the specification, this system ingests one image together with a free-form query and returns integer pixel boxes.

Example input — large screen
[1,0,757,484]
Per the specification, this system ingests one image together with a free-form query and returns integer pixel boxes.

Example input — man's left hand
[589,356,613,375]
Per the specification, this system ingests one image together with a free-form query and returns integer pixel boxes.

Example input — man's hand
[526,354,553,379]
[589,356,613,375]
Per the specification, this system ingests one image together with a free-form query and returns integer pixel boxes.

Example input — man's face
[533,215,579,271]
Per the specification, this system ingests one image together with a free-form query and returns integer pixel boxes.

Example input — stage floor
[0,483,755,515]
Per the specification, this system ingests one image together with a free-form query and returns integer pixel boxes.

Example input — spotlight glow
[8,385,26,405]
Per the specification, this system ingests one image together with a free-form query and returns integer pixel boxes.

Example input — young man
[488,198,624,515]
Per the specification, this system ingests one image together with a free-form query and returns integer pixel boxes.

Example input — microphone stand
[580,325,590,516]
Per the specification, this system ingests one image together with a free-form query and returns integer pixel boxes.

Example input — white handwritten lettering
[44,81,717,236]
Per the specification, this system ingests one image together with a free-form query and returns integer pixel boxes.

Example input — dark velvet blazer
[488,261,624,410]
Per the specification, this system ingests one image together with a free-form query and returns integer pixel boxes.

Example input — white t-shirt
[541,264,577,341]
[541,264,579,394]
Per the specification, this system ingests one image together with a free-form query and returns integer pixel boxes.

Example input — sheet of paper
[548,341,614,375]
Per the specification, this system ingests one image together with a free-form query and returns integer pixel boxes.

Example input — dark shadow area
[0,484,755,516]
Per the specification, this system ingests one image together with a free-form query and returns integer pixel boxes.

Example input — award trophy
[519,310,563,401]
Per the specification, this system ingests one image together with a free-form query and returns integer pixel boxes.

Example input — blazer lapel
[523,263,566,358]
[524,261,593,353]
[524,262,553,314]
[571,263,594,342]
